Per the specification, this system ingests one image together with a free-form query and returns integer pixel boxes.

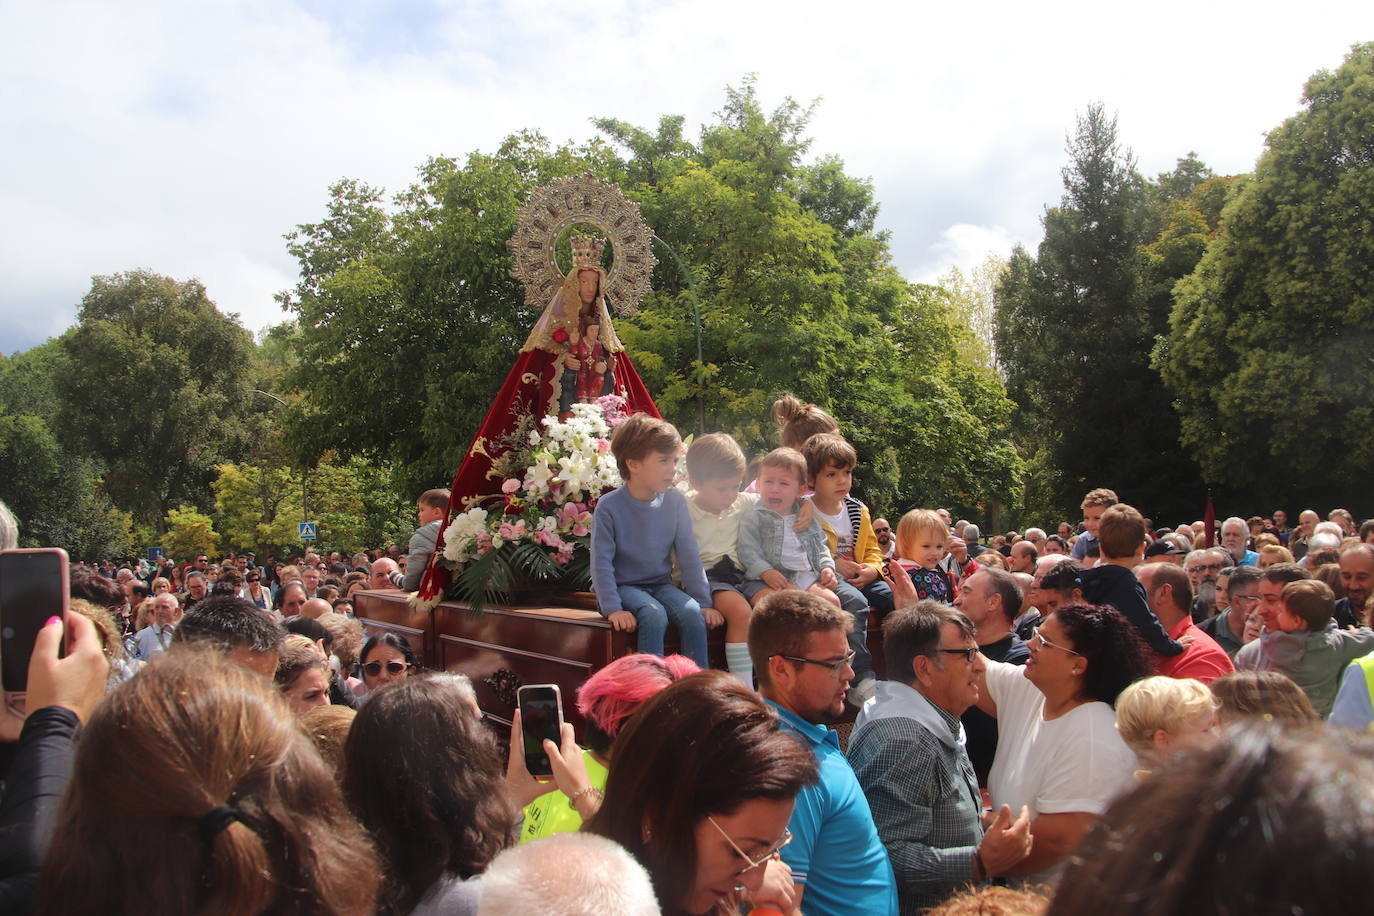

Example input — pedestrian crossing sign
[299,522,318,540]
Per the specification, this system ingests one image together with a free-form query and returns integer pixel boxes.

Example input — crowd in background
[2,402,1374,915]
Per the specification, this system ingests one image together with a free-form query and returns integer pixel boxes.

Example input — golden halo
[507,174,656,317]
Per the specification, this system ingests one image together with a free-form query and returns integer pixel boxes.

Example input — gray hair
[1313,522,1344,540]
[1221,516,1247,534]
[963,524,981,542]
[479,832,659,916]
[0,500,17,551]
[1309,532,1342,552]
[429,672,479,715]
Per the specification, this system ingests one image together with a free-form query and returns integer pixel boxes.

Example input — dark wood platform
[352,589,887,736]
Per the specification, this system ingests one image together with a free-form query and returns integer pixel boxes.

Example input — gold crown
[569,236,606,269]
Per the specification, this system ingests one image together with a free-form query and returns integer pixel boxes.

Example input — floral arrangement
[440,395,629,607]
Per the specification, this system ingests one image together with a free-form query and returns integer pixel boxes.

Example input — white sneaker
[847,677,876,707]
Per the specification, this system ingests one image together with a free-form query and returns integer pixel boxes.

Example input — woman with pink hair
[505,653,699,842]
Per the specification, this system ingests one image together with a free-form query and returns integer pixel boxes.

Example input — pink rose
[502,478,521,495]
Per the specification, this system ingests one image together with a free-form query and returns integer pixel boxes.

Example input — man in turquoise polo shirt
[748,590,899,916]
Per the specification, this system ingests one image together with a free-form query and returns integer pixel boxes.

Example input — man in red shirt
[1137,562,1235,684]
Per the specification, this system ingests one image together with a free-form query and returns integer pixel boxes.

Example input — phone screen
[519,686,563,777]
[0,550,67,691]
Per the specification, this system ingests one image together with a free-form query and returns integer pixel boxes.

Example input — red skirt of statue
[415,348,658,602]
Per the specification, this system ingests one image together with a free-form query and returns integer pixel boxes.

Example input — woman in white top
[977,602,1151,882]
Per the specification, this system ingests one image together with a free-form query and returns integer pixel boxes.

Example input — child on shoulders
[1236,578,1374,717]
[590,414,711,667]
[738,447,876,704]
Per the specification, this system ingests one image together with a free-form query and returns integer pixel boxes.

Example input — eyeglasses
[246,576,261,583]
[935,646,979,664]
[363,661,411,677]
[772,650,856,678]
[196,557,208,563]
[707,816,792,877]
[1189,563,1224,574]
[1029,627,1082,656]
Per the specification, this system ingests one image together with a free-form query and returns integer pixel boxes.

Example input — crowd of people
[1,388,1374,915]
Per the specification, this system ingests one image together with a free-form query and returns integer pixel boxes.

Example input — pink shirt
[1156,616,1235,684]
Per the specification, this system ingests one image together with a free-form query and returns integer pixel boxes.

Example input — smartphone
[517,684,564,778]
[0,548,70,692]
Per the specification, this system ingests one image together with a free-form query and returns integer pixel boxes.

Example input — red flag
[1203,496,1216,548]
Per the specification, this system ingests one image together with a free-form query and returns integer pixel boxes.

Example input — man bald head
[301,597,332,619]
[370,557,400,589]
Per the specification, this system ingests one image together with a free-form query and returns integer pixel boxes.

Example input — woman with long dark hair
[343,675,513,915]
[583,670,818,916]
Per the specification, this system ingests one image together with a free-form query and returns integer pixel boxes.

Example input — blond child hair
[1116,676,1217,768]
[758,447,807,488]
[685,433,747,484]
[896,510,946,565]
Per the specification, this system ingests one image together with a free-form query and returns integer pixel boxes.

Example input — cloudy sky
[2,1,1367,355]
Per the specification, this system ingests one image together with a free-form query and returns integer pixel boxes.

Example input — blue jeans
[833,580,874,682]
[617,584,708,668]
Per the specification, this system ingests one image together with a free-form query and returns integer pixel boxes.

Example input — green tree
[56,272,260,529]
[994,103,1201,523]
[0,340,136,558]
[163,505,219,561]
[1158,43,1374,506]
[213,454,413,557]
[280,81,1022,517]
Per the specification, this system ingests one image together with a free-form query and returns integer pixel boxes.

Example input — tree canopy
[1158,42,1374,507]
[280,78,1022,516]
[994,104,1209,524]
[56,271,261,530]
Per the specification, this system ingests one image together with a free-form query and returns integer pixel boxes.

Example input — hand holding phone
[1,549,70,693]
[26,612,107,723]
[517,684,563,778]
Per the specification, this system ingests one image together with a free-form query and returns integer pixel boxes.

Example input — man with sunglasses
[748,590,898,916]
[848,600,1031,913]
[873,518,895,560]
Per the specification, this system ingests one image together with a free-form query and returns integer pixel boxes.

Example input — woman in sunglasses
[358,633,416,697]
[976,602,1150,883]
[583,670,818,916]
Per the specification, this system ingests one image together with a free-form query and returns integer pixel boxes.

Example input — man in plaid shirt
[848,599,1032,913]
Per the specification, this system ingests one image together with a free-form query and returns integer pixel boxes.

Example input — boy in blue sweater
[590,413,712,667]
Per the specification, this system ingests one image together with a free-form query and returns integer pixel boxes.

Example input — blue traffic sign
[299,522,318,540]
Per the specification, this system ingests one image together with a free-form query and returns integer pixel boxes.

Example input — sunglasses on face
[363,660,411,677]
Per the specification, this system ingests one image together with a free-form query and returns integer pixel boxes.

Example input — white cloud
[1,0,1368,353]
[911,223,1019,285]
